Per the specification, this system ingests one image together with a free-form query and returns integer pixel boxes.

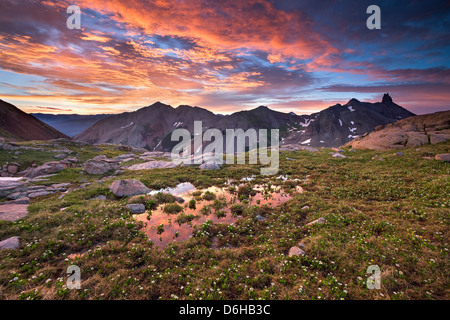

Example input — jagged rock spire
[382,93,393,104]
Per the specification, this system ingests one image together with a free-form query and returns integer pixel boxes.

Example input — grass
[0,140,448,300]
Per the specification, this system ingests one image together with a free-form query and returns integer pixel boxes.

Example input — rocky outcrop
[344,110,450,150]
[21,161,64,178]
[84,157,119,175]
[109,179,150,197]
[0,178,71,200]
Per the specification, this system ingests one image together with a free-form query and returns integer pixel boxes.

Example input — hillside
[0,100,68,141]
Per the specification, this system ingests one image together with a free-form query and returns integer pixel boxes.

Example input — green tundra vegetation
[0,139,448,300]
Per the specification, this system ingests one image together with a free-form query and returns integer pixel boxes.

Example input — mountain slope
[0,99,68,141]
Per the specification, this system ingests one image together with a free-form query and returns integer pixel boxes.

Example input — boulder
[256,215,266,221]
[435,153,450,162]
[199,162,221,170]
[7,163,19,174]
[0,236,19,250]
[109,179,150,197]
[84,159,119,175]
[288,246,306,257]
[125,203,146,214]
[305,217,326,227]
[332,153,346,158]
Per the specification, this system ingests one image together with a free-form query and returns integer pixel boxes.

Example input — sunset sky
[0,0,449,115]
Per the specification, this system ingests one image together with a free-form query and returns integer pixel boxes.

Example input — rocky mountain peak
[382,93,393,104]
[346,98,360,105]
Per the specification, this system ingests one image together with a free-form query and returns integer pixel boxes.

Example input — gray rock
[91,195,107,200]
[125,203,146,214]
[305,217,326,227]
[78,183,91,189]
[395,152,404,156]
[84,159,118,175]
[54,153,67,159]
[28,190,54,198]
[0,179,27,198]
[126,161,177,170]
[435,153,450,162]
[23,162,64,178]
[7,163,20,174]
[288,246,306,257]
[199,162,221,170]
[109,179,150,197]
[6,192,27,200]
[0,236,19,250]
[256,215,266,221]
[332,153,346,158]
[114,153,136,161]
[174,196,185,203]
[51,183,71,190]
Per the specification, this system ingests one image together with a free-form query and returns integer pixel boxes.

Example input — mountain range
[31,113,111,137]
[0,94,418,149]
[74,93,414,150]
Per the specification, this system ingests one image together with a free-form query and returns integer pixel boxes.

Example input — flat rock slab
[0,198,30,221]
[0,236,19,250]
[126,161,178,170]
[0,178,26,198]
